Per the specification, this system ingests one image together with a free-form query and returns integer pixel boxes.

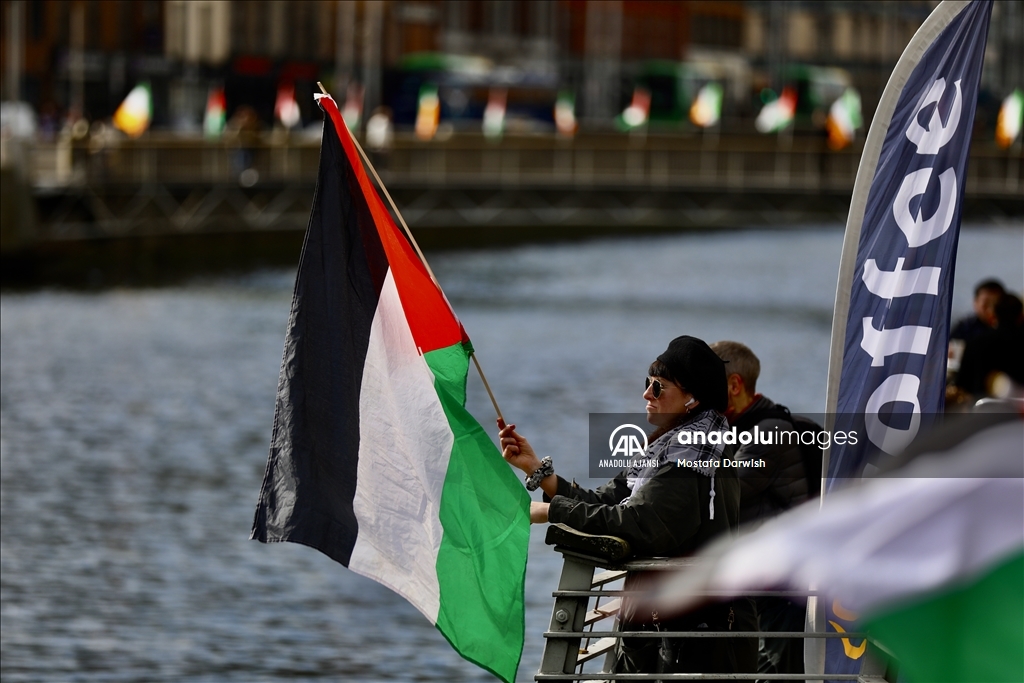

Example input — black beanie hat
[656,335,728,413]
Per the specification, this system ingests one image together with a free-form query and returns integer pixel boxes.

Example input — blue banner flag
[825,0,992,484]
[818,1,992,679]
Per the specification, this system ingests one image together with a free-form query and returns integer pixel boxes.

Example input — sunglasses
[644,377,676,398]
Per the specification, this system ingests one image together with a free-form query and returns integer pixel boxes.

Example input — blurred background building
[2,0,1021,133]
[0,1,1021,283]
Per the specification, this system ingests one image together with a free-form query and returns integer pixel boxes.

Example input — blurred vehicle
[384,52,561,134]
[781,65,854,129]
[629,60,690,126]
[626,54,752,129]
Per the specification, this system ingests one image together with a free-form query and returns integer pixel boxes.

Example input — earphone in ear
[684,397,696,408]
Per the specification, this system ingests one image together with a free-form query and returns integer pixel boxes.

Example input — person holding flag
[499,335,757,677]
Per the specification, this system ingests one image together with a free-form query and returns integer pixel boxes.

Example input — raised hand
[497,418,541,476]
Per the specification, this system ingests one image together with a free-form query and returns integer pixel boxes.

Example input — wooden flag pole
[316,82,505,423]
[469,352,504,423]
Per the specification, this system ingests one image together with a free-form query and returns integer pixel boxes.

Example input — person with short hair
[710,340,809,683]
[955,292,1024,398]
[709,341,808,524]
[950,279,1005,343]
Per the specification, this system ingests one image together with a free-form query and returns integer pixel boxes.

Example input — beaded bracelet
[525,456,554,491]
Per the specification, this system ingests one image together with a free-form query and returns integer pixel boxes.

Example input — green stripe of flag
[866,551,1024,683]
[425,342,531,683]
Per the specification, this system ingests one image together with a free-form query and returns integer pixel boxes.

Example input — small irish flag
[483,87,507,139]
[656,415,1024,683]
[251,93,530,683]
[826,87,863,150]
[415,83,440,140]
[689,82,723,128]
[995,88,1023,149]
[113,82,152,138]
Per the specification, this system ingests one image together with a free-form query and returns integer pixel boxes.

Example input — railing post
[538,552,597,676]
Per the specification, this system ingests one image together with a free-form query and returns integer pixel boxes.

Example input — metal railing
[20,132,1023,198]
[539,534,891,682]
[5,132,1019,246]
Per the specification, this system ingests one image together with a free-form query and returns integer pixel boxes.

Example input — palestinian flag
[275,83,301,129]
[251,93,531,683]
[754,86,796,134]
[483,88,507,139]
[204,86,226,139]
[656,415,1024,683]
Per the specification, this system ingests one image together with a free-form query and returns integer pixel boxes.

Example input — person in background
[955,292,1024,400]
[950,279,1005,344]
[710,340,808,683]
[947,280,1006,404]
[366,106,393,150]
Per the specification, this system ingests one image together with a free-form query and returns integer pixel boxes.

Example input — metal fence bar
[553,590,823,597]
[546,631,868,639]
[537,547,890,683]
[22,136,1022,199]
[535,674,866,681]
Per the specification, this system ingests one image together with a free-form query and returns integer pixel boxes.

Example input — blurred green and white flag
[754,86,796,133]
[689,82,723,128]
[655,416,1024,683]
[826,87,863,150]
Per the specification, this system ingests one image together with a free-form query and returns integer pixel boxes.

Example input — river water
[1,224,1021,682]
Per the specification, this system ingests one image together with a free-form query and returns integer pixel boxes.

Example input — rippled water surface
[2,225,1021,681]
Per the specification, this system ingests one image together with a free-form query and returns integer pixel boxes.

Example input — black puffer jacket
[545,409,741,557]
[546,464,739,557]
[730,395,809,525]
[543,413,754,677]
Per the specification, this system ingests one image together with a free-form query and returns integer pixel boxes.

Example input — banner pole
[316,82,505,422]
